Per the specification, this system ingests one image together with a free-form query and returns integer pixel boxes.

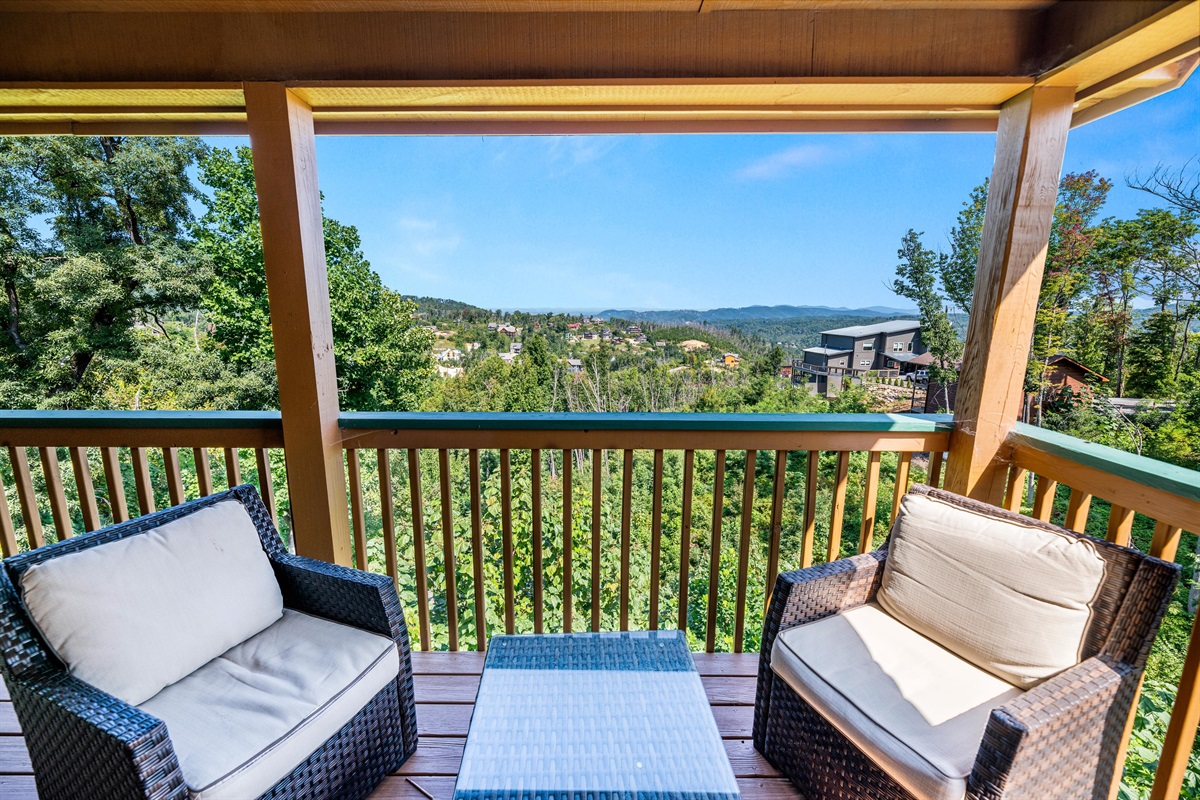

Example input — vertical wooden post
[245,82,350,566]
[945,86,1075,504]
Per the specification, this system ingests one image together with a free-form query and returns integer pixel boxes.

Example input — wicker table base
[454,631,740,800]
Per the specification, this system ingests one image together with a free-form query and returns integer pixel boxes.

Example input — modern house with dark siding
[796,320,927,392]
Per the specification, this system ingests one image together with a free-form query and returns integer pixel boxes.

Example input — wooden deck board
[0,653,797,800]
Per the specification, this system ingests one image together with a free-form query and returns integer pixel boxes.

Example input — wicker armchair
[0,485,419,800]
[754,484,1179,800]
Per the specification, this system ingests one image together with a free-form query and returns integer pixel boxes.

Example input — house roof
[1047,353,1109,381]
[888,351,936,366]
[821,320,921,338]
[804,347,852,356]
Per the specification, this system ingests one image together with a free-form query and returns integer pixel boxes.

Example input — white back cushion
[877,492,1107,688]
[21,500,283,705]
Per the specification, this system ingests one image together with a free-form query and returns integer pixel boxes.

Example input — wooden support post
[945,86,1075,504]
[245,82,350,566]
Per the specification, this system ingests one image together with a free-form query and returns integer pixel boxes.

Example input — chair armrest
[269,553,420,755]
[271,552,406,641]
[967,656,1137,800]
[753,550,887,751]
[6,668,185,800]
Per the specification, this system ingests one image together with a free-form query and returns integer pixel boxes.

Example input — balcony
[0,411,1195,798]
[3,2,1199,798]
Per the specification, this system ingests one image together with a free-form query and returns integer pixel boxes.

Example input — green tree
[1125,312,1178,399]
[939,179,988,316]
[0,136,210,409]
[892,229,962,384]
[194,146,434,411]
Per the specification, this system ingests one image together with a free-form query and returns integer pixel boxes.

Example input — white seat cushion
[139,609,398,800]
[771,603,1023,800]
[877,492,1107,687]
[21,500,284,705]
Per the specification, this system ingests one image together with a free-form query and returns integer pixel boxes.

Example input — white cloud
[734,144,836,180]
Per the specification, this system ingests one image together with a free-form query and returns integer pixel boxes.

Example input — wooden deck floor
[0,652,801,800]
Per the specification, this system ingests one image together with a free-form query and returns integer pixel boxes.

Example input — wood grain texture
[765,450,787,614]
[531,449,543,634]
[1004,464,1028,512]
[408,449,432,651]
[468,449,487,651]
[246,82,350,565]
[162,447,185,506]
[734,450,756,653]
[891,450,911,524]
[500,449,515,636]
[347,448,369,571]
[706,449,726,653]
[437,448,458,650]
[649,448,664,629]
[1032,474,1058,522]
[945,85,1074,504]
[859,450,881,553]
[619,448,633,631]
[827,450,850,561]
[131,446,156,516]
[1064,487,1093,533]
[591,448,602,632]
[255,448,276,524]
[69,447,100,532]
[223,446,242,488]
[38,448,71,541]
[1105,504,1134,546]
[562,449,573,633]
[679,449,695,632]
[100,446,129,523]
[378,449,400,591]
[0,469,18,557]
[802,450,819,568]
[193,446,213,496]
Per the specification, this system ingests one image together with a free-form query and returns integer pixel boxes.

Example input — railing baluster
[678,449,694,633]
[224,447,242,488]
[1149,520,1182,562]
[706,449,726,653]
[407,449,432,651]
[859,450,882,553]
[468,449,487,650]
[70,447,101,532]
[928,449,944,487]
[649,449,664,630]
[1004,465,1028,512]
[131,447,156,516]
[378,449,399,590]
[802,450,819,568]
[733,450,755,653]
[254,448,276,524]
[1105,504,1134,546]
[765,450,787,613]
[562,449,573,633]
[1064,488,1092,532]
[438,448,458,650]
[8,447,43,549]
[619,449,633,632]
[827,450,850,561]
[193,447,213,496]
[39,447,72,541]
[531,449,544,635]
[591,448,602,632]
[1150,609,1200,800]
[162,447,185,506]
[346,449,368,571]
[101,447,129,523]
[891,451,911,524]
[1031,474,1057,522]
[0,466,19,557]
[500,449,515,636]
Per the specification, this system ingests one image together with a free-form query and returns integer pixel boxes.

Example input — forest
[0,136,1197,798]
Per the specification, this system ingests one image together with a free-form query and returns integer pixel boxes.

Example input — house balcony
[0,410,1195,799]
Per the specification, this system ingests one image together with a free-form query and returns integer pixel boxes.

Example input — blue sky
[213,77,1199,312]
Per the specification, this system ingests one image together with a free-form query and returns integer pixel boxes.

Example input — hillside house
[567,322,581,331]
[797,320,926,391]
[566,358,583,374]
[510,342,523,355]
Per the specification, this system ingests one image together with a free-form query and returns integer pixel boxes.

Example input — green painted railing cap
[337,412,956,432]
[1012,422,1200,505]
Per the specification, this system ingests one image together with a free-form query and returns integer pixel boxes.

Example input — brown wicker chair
[754,484,1179,800]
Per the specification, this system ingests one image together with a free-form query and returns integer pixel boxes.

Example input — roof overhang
[0,0,1196,135]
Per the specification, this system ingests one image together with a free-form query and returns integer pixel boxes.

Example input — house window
[892,341,904,352]
[861,342,874,351]
[908,341,914,352]
[859,359,871,367]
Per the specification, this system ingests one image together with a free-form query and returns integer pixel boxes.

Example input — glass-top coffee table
[453,630,740,800]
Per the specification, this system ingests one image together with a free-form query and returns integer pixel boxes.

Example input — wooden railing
[0,411,1196,796]
[337,412,951,654]
[1001,423,1199,800]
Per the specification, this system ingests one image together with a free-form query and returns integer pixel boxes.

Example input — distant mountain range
[595,305,919,325]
